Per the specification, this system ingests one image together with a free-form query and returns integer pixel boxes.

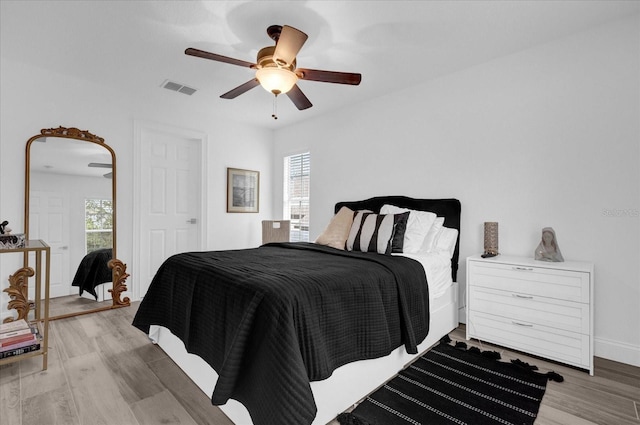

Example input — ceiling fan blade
[220,79,260,99]
[273,25,308,67]
[185,48,255,68]
[296,68,362,85]
[286,84,313,110]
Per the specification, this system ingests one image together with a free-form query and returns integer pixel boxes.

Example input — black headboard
[335,196,461,282]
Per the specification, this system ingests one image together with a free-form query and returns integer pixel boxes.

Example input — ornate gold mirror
[23,126,129,320]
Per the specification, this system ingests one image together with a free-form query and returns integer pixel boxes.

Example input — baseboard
[595,336,640,367]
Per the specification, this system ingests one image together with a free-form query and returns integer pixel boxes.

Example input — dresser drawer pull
[512,321,533,327]
[512,294,534,299]
[512,266,534,271]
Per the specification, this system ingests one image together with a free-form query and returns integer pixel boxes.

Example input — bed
[133,196,461,425]
[71,248,112,299]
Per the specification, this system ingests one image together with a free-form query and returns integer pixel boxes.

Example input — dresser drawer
[468,311,591,369]
[469,286,590,334]
[468,261,589,303]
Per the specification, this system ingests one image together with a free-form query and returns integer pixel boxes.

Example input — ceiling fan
[185,25,362,116]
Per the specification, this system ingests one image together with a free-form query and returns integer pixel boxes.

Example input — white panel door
[138,127,202,297]
[29,191,71,298]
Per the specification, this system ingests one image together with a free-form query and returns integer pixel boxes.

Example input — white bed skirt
[150,281,458,425]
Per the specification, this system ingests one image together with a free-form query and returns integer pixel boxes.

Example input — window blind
[283,152,310,242]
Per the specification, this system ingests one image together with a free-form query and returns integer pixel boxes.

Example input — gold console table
[0,239,50,370]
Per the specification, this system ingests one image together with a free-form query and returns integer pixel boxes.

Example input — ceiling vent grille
[161,80,197,96]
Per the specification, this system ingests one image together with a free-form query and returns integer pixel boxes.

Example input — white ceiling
[2,1,639,130]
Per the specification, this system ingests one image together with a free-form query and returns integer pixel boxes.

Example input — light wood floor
[1,300,638,425]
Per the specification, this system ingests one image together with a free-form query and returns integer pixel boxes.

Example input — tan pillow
[314,206,354,250]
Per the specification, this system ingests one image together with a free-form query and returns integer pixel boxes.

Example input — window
[85,199,113,253]
[283,152,310,242]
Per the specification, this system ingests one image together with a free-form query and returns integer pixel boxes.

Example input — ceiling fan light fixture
[256,67,298,95]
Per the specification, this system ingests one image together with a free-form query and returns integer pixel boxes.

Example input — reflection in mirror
[23,127,129,320]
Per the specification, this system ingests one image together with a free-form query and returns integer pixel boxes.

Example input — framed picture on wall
[227,167,260,213]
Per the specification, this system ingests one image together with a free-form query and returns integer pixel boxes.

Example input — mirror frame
[23,126,129,320]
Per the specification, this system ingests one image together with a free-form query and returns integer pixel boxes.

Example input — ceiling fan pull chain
[272,94,279,120]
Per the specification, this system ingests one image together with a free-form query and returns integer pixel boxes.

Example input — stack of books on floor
[0,319,41,359]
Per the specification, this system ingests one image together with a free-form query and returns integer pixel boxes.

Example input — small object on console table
[0,235,26,249]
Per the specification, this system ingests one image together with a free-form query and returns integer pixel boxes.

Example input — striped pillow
[346,211,410,254]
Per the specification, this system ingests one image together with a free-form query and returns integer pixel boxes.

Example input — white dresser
[466,254,594,375]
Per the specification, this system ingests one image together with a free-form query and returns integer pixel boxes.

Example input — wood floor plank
[51,316,97,360]
[94,331,165,402]
[595,356,640,395]
[21,387,79,425]
[130,389,198,425]
[145,357,234,425]
[0,365,21,425]
[63,351,139,425]
[543,387,639,425]
[77,309,115,336]
[536,404,598,425]
[0,361,19,384]
[18,341,70,401]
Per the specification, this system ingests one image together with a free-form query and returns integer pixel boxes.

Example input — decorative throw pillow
[314,206,355,250]
[379,204,437,253]
[346,211,410,254]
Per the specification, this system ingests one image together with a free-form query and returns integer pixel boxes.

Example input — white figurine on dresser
[466,254,594,375]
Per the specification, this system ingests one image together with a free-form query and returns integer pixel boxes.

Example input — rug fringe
[546,371,565,382]
[441,334,564,382]
[337,412,371,425]
[454,340,467,350]
[511,358,539,371]
[481,350,502,360]
[439,334,452,344]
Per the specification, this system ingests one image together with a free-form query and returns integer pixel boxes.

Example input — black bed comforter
[132,242,430,425]
[71,248,112,299]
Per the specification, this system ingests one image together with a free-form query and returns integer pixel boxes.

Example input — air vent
[161,80,197,96]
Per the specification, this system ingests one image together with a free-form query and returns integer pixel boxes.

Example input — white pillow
[379,204,436,253]
[420,216,444,252]
[433,227,458,259]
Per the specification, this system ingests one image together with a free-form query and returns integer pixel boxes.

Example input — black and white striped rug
[337,336,563,425]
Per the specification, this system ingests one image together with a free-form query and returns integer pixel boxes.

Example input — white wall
[0,58,275,320]
[273,16,640,366]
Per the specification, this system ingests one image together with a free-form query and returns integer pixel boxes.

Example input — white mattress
[394,251,453,299]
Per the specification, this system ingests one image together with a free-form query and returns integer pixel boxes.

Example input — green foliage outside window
[86,199,113,252]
